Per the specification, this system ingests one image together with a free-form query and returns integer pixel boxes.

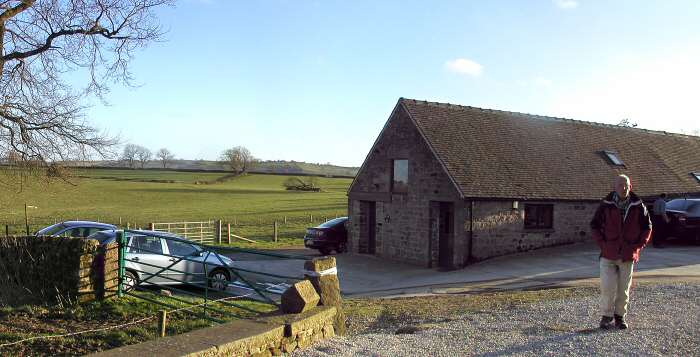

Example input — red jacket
[590,191,652,262]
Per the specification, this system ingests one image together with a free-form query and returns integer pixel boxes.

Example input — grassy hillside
[0,169,352,246]
[88,159,359,177]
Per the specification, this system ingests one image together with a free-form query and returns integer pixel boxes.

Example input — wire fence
[0,212,348,241]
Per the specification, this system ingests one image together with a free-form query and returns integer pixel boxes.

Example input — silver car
[88,230,234,291]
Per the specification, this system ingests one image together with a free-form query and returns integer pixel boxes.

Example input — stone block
[281,280,320,314]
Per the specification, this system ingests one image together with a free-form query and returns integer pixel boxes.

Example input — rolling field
[0,169,352,246]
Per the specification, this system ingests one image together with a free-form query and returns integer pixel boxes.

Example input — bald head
[614,174,631,199]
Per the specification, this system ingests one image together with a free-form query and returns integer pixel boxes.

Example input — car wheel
[208,269,231,291]
[123,271,138,292]
[336,242,347,254]
[319,248,332,255]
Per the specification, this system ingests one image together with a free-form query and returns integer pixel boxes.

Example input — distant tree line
[120,145,175,169]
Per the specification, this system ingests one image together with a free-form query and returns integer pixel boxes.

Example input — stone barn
[347,98,700,269]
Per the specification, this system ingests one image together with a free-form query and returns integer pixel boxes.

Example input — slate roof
[400,98,700,200]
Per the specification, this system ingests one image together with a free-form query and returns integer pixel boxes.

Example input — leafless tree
[136,145,151,168]
[220,146,256,174]
[120,143,138,168]
[0,0,173,174]
[156,147,174,168]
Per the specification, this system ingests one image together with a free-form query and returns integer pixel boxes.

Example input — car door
[127,235,170,284]
[164,239,205,284]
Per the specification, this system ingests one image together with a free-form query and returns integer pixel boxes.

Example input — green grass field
[0,169,352,247]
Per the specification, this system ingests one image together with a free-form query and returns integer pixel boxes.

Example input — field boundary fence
[150,221,217,244]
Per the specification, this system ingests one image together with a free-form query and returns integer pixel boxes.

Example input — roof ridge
[399,97,700,140]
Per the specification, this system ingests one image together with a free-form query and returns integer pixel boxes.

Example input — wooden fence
[150,221,219,244]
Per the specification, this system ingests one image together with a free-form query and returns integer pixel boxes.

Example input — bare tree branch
[0,0,173,183]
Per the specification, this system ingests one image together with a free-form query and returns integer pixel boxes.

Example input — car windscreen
[666,200,690,211]
[36,223,66,236]
[318,218,346,228]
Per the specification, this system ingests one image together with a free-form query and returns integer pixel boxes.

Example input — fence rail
[151,221,217,244]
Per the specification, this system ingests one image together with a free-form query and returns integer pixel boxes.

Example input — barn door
[438,202,454,269]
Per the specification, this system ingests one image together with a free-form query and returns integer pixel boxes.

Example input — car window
[89,232,115,244]
[166,240,199,257]
[128,235,163,254]
[36,223,66,236]
[60,228,86,238]
[687,202,700,214]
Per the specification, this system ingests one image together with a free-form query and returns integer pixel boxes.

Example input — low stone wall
[88,306,338,357]
[0,236,118,306]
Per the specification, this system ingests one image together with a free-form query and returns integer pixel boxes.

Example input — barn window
[603,151,624,166]
[524,204,553,229]
[392,159,408,193]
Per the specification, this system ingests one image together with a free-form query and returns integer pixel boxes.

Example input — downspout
[467,200,474,264]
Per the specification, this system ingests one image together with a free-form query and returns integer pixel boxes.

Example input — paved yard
[228,241,700,297]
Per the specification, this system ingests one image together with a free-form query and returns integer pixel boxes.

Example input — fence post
[149,222,154,230]
[216,220,222,244]
[5,225,8,238]
[274,221,278,243]
[117,231,126,298]
[310,214,313,223]
[158,310,168,337]
[227,223,231,244]
[284,216,287,224]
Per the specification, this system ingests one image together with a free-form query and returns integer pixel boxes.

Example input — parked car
[35,221,117,238]
[87,230,234,291]
[665,198,700,243]
[303,217,348,255]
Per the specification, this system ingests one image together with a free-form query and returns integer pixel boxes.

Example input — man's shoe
[614,314,628,329]
[599,316,614,329]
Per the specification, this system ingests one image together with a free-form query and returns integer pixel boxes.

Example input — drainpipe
[467,200,474,263]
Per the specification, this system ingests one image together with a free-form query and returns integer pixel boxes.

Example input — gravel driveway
[295,283,699,356]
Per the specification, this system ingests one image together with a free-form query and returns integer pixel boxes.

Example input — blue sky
[86,0,700,167]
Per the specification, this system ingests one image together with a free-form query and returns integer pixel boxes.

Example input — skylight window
[693,172,700,183]
[603,151,624,166]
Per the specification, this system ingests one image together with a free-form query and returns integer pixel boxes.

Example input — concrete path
[227,242,700,298]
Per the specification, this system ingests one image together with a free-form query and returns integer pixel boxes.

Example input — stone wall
[468,200,598,261]
[0,236,118,305]
[348,105,463,267]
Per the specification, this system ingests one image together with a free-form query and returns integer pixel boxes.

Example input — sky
[85,0,700,167]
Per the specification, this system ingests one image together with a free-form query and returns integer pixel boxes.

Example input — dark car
[304,217,348,255]
[665,198,700,243]
[35,221,117,238]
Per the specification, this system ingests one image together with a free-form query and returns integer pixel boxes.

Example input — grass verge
[0,290,276,357]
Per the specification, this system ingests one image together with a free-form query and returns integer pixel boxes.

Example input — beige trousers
[599,257,635,317]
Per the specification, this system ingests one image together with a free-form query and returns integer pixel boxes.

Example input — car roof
[61,221,117,229]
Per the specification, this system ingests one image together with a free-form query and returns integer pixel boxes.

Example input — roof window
[603,151,624,166]
[693,172,700,183]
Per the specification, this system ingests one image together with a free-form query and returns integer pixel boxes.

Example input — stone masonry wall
[349,105,463,267]
[0,236,118,305]
[468,201,599,261]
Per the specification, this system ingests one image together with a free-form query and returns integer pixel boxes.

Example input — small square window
[603,151,624,166]
[692,172,700,183]
[524,204,553,229]
[392,159,408,193]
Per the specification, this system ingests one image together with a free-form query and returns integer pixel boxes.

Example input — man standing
[652,193,669,247]
[590,174,652,329]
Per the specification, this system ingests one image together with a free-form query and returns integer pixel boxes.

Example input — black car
[665,198,700,243]
[303,217,348,255]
